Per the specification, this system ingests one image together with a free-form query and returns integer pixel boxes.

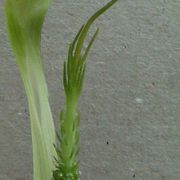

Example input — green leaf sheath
[5,1,56,180]
[53,0,118,179]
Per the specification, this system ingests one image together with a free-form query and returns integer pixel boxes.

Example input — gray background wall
[0,0,180,179]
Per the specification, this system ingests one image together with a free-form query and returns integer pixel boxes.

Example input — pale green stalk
[5,1,56,180]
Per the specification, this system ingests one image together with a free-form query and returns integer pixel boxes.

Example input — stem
[62,96,78,167]
[20,46,56,180]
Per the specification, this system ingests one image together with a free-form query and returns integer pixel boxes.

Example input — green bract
[5,0,56,180]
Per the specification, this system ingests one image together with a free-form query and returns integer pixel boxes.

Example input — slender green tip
[63,0,118,100]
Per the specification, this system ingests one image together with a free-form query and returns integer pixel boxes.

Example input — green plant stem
[5,0,57,178]
[63,98,78,165]
[55,96,80,179]
[21,46,56,180]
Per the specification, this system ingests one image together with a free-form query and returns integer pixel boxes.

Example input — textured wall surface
[0,0,180,179]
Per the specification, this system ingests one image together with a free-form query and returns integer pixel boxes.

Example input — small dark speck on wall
[133,174,135,178]
[106,141,109,145]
